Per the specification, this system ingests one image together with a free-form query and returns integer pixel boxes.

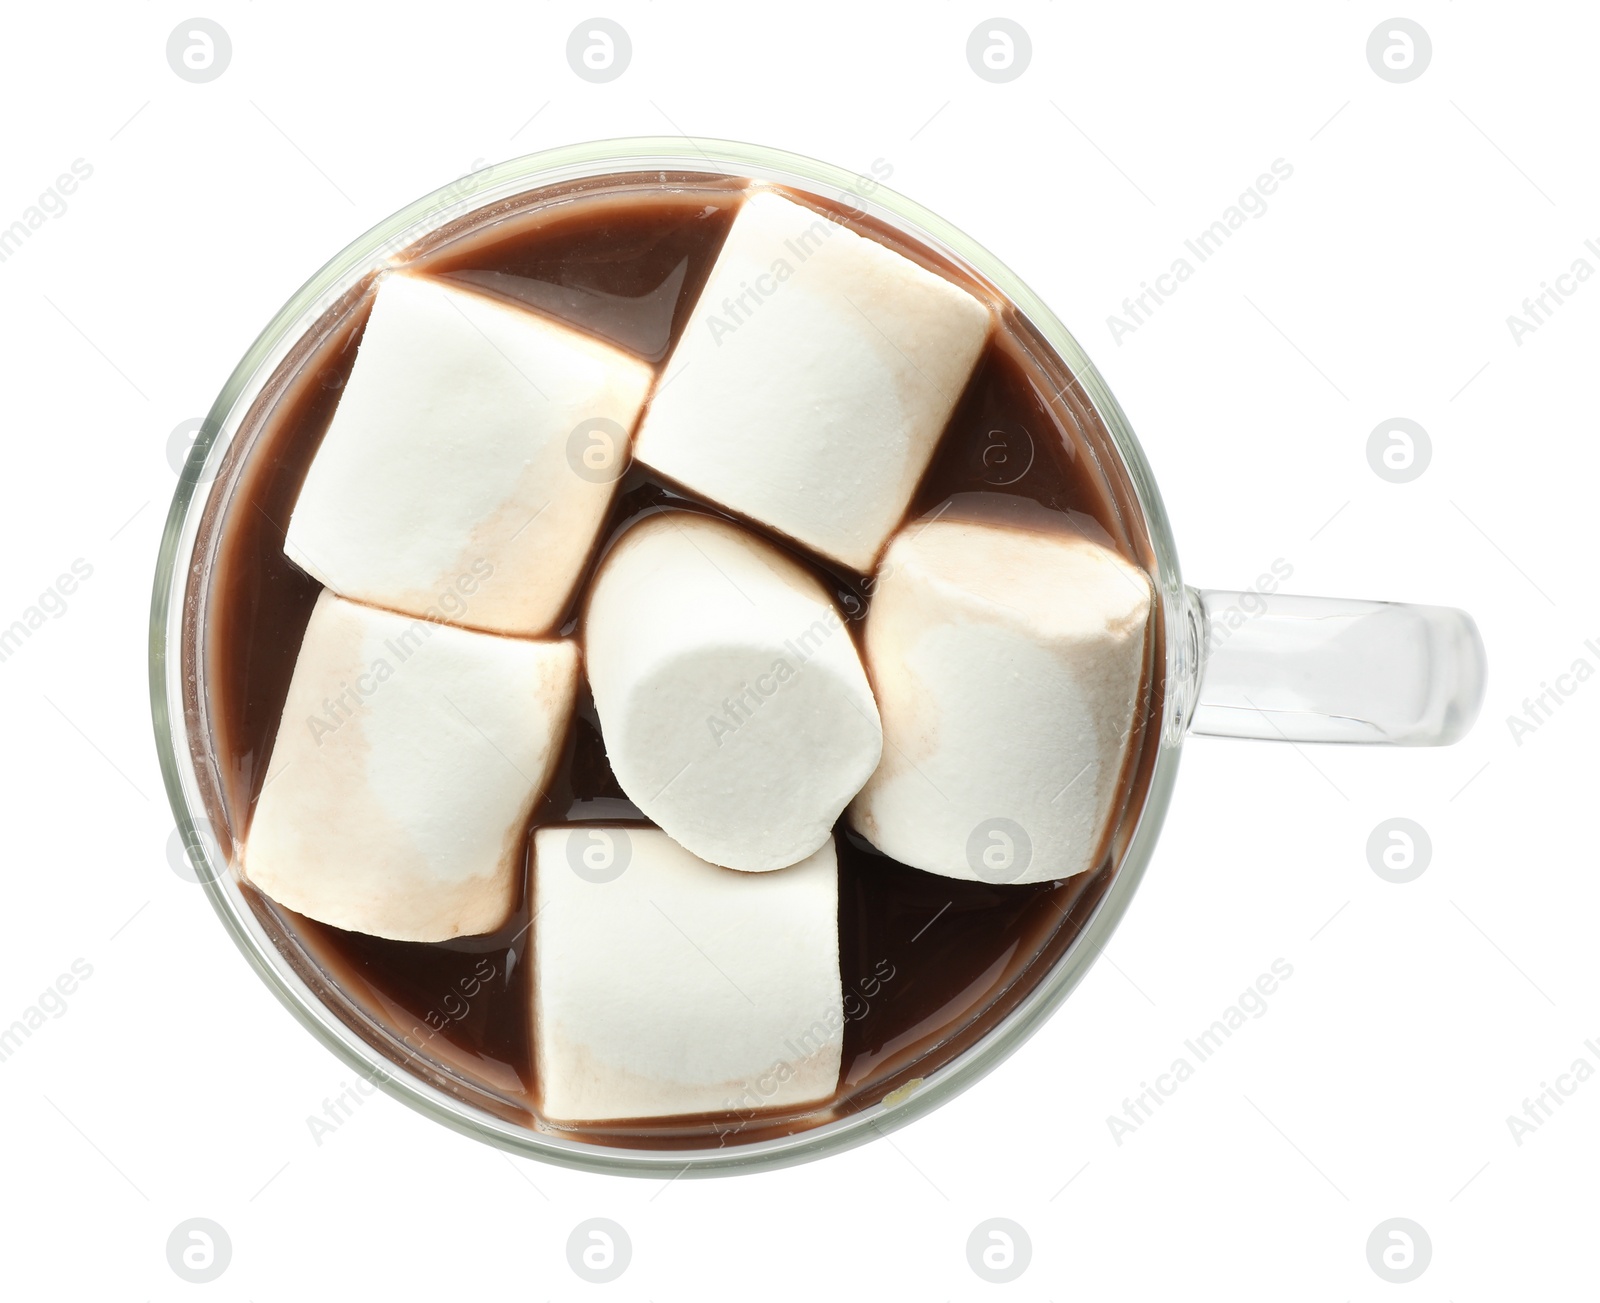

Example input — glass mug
[150,138,1486,1176]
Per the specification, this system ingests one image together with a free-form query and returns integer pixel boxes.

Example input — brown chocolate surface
[185,171,1162,1148]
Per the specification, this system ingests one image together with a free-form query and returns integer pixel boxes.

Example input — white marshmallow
[849,518,1152,884]
[583,512,881,872]
[243,591,578,941]
[634,190,992,572]
[532,826,842,1123]
[285,272,655,636]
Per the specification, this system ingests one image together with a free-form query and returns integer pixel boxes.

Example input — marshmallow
[285,272,655,637]
[243,590,578,941]
[583,512,881,872]
[634,190,992,572]
[532,826,842,1123]
[849,518,1152,885]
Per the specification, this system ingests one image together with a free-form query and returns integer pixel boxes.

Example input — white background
[1,2,1595,1297]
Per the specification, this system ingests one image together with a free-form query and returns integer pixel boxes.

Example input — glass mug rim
[149,136,1189,1177]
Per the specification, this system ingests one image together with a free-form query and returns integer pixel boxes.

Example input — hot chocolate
[183,170,1163,1149]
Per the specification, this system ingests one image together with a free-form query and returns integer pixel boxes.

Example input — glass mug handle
[1177,588,1487,745]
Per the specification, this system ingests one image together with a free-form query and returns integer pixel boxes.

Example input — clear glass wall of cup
[150,138,1486,1176]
